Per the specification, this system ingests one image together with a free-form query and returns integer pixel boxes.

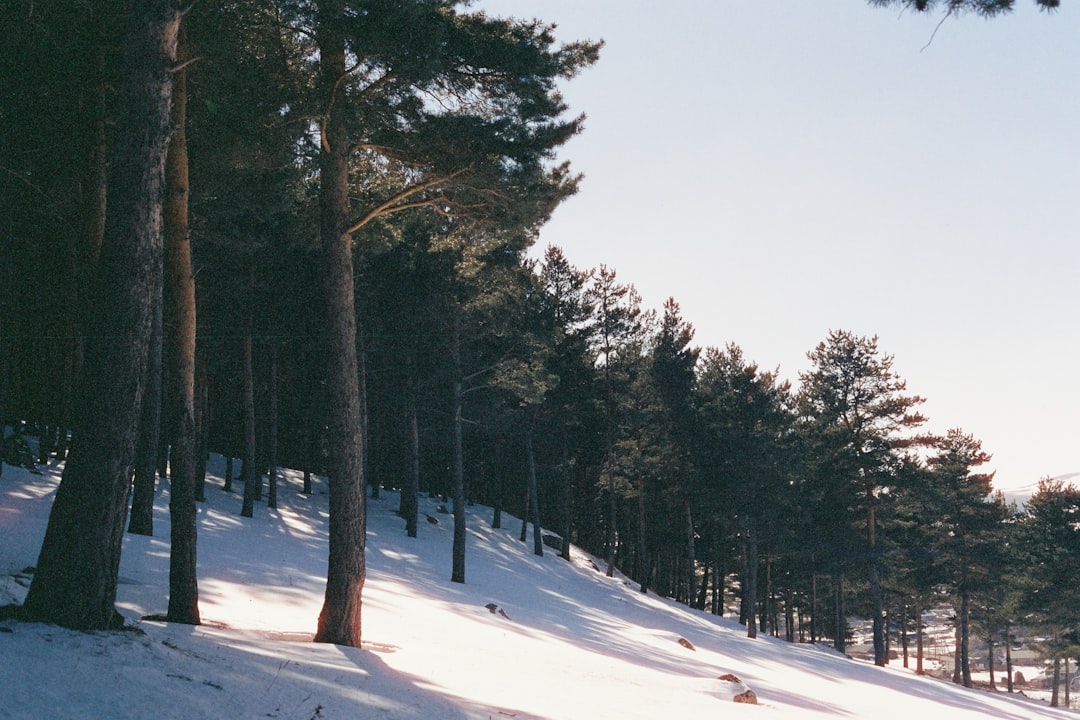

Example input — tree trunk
[163,31,199,625]
[559,446,572,562]
[785,588,795,642]
[915,596,925,675]
[128,293,163,537]
[1005,625,1013,692]
[401,402,419,537]
[224,456,234,493]
[901,604,909,668]
[21,0,180,630]
[712,549,724,616]
[313,0,366,647]
[1065,658,1071,707]
[684,501,696,608]
[526,424,542,557]
[1051,651,1061,708]
[959,580,972,687]
[240,329,257,519]
[604,466,616,578]
[744,526,758,639]
[193,349,208,502]
[952,622,962,685]
[266,342,279,510]
[637,490,649,594]
[450,307,466,584]
[834,575,846,654]
[697,562,709,610]
[868,504,887,666]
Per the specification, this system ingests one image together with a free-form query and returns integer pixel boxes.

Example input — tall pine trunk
[266,342,279,510]
[1005,624,1014,692]
[526,423,542,557]
[559,446,572,562]
[239,326,257,519]
[744,525,758,639]
[868,503,887,666]
[450,307,466,584]
[128,289,163,537]
[959,582,972,687]
[194,349,208,502]
[637,489,648,594]
[833,575,846,654]
[313,0,366,646]
[684,500,696,608]
[401,401,419,538]
[22,1,180,630]
[163,33,199,624]
[915,596,925,675]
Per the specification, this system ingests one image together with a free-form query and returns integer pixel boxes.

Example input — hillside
[0,457,1073,719]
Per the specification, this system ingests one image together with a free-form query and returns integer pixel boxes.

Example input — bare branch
[169,56,203,74]
[921,7,955,51]
[345,167,471,235]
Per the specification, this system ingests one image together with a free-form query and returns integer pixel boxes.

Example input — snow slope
[0,457,1072,719]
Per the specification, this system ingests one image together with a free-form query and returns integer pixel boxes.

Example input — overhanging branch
[345,167,471,235]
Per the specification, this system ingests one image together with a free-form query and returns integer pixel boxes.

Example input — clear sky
[478,0,1079,493]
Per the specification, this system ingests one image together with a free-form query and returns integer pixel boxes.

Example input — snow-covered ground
[0,455,1074,719]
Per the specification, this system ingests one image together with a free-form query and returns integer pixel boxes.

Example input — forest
[1,0,1077,709]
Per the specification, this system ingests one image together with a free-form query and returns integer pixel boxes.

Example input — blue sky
[479,0,1079,492]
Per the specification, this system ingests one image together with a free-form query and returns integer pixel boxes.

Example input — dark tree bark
[21,0,180,630]
[604,468,617,578]
[559,447,572,562]
[526,424,542,557]
[744,525,758,639]
[163,32,199,624]
[240,329,257,518]
[401,402,419,537]
[224,456,234,492]
[193,349,208,502]
[637,490,648,594]
[128,292,163,537]
[696,563,709,610]
[713,549,725,616]
[915,596,925,675]
[1051,651,1061,708]
[1005,624,1014,692]
[958,581,972,687]
[834,575,847,654]
[684,501,697,608]
[313,0,366,646]
[266,342,279,510]
[450,307,466,584]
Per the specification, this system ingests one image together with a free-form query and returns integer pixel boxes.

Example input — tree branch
[345,167,471,235]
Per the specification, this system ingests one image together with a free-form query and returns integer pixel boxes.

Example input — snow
[0,456,1074,720]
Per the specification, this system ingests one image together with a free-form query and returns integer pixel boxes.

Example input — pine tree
[535,246,596,562]
[924,429,1004,686]
[163,26,200,625]
[586,266,647,578]
[798,330,928,664]
[21,0,182,630]
[647,299,699,602]
[867,0,1058,15]
[695,344,794,637]
[1014,478,1080,706]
